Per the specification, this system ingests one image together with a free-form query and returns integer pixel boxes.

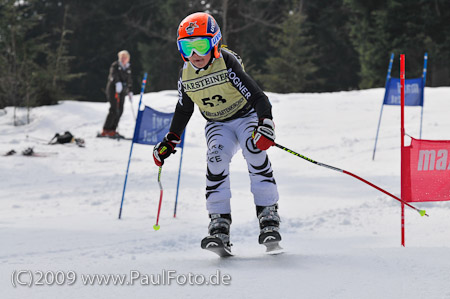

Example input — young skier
[153,12,281,256]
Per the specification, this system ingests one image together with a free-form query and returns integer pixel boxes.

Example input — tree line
[1,0,449,109]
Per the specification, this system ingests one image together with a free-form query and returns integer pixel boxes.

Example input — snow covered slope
[1,88,450,299]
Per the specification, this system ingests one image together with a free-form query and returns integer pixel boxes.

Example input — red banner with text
[402,137,450,202]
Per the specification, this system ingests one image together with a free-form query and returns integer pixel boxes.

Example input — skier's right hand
[153,132,181,167]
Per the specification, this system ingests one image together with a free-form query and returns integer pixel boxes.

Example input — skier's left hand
[252,118,275,150]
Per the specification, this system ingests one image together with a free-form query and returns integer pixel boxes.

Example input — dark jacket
[106,61,133,99]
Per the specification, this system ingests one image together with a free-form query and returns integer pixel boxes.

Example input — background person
[101,50,133,138]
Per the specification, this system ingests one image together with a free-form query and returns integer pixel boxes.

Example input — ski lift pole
[274,143,428,217]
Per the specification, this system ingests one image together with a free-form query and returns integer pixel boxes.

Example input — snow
[1,88,450,299]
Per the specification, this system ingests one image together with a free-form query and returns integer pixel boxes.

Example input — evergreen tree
[417,0,450,85]
[132,0,203,91]
[63,0,141,101]
[344,0,387,88]
[206,0,291,81]
[0,0,46,109]
[33,3,84,105]
[0,1,83,110]
[345,0,450,87]
[303,0,360,91]
[258,0,360,93]
[2,0,449,107]
[257,11,320,92]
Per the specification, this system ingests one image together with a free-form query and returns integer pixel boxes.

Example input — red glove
[252,118,275,150]
[153,132,181,166]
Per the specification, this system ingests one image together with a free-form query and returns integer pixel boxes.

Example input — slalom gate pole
[173,132,186,218]
[173,148,183,218]
[274,143,428,217]
[118,73,148,219]
[372,53,394,160]
[400,54,406,246]
[419,52,428,139]
[153,166,163,231]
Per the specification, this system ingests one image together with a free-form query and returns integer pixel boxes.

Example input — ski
[21,147,58,157]
[3,149,16,156]
[263,242,283,254]
[200,233,284,256]
[96,132,132,140]
[3,148,53,157]
[259,230,283,254]
[201,236,233,257]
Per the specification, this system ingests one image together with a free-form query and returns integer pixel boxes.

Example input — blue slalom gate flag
[383,78,424,106]
[133,106,184,148]
[372,53,428,160]
[119,95,186,219]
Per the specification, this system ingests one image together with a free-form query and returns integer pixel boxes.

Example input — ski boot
[22,147,35,156]
[201,214,233,257]
[100,129,115,137]
[113,131,125,139]
[257,204,283,253]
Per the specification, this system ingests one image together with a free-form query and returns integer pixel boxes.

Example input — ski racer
[153,12,281,256]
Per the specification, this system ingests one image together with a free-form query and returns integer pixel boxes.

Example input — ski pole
[274,143,428,217]
[115,92,120,115]
[153,166,164,230]
[115,92,121,135]
[26,135,49,143]
[128,93,136,120]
